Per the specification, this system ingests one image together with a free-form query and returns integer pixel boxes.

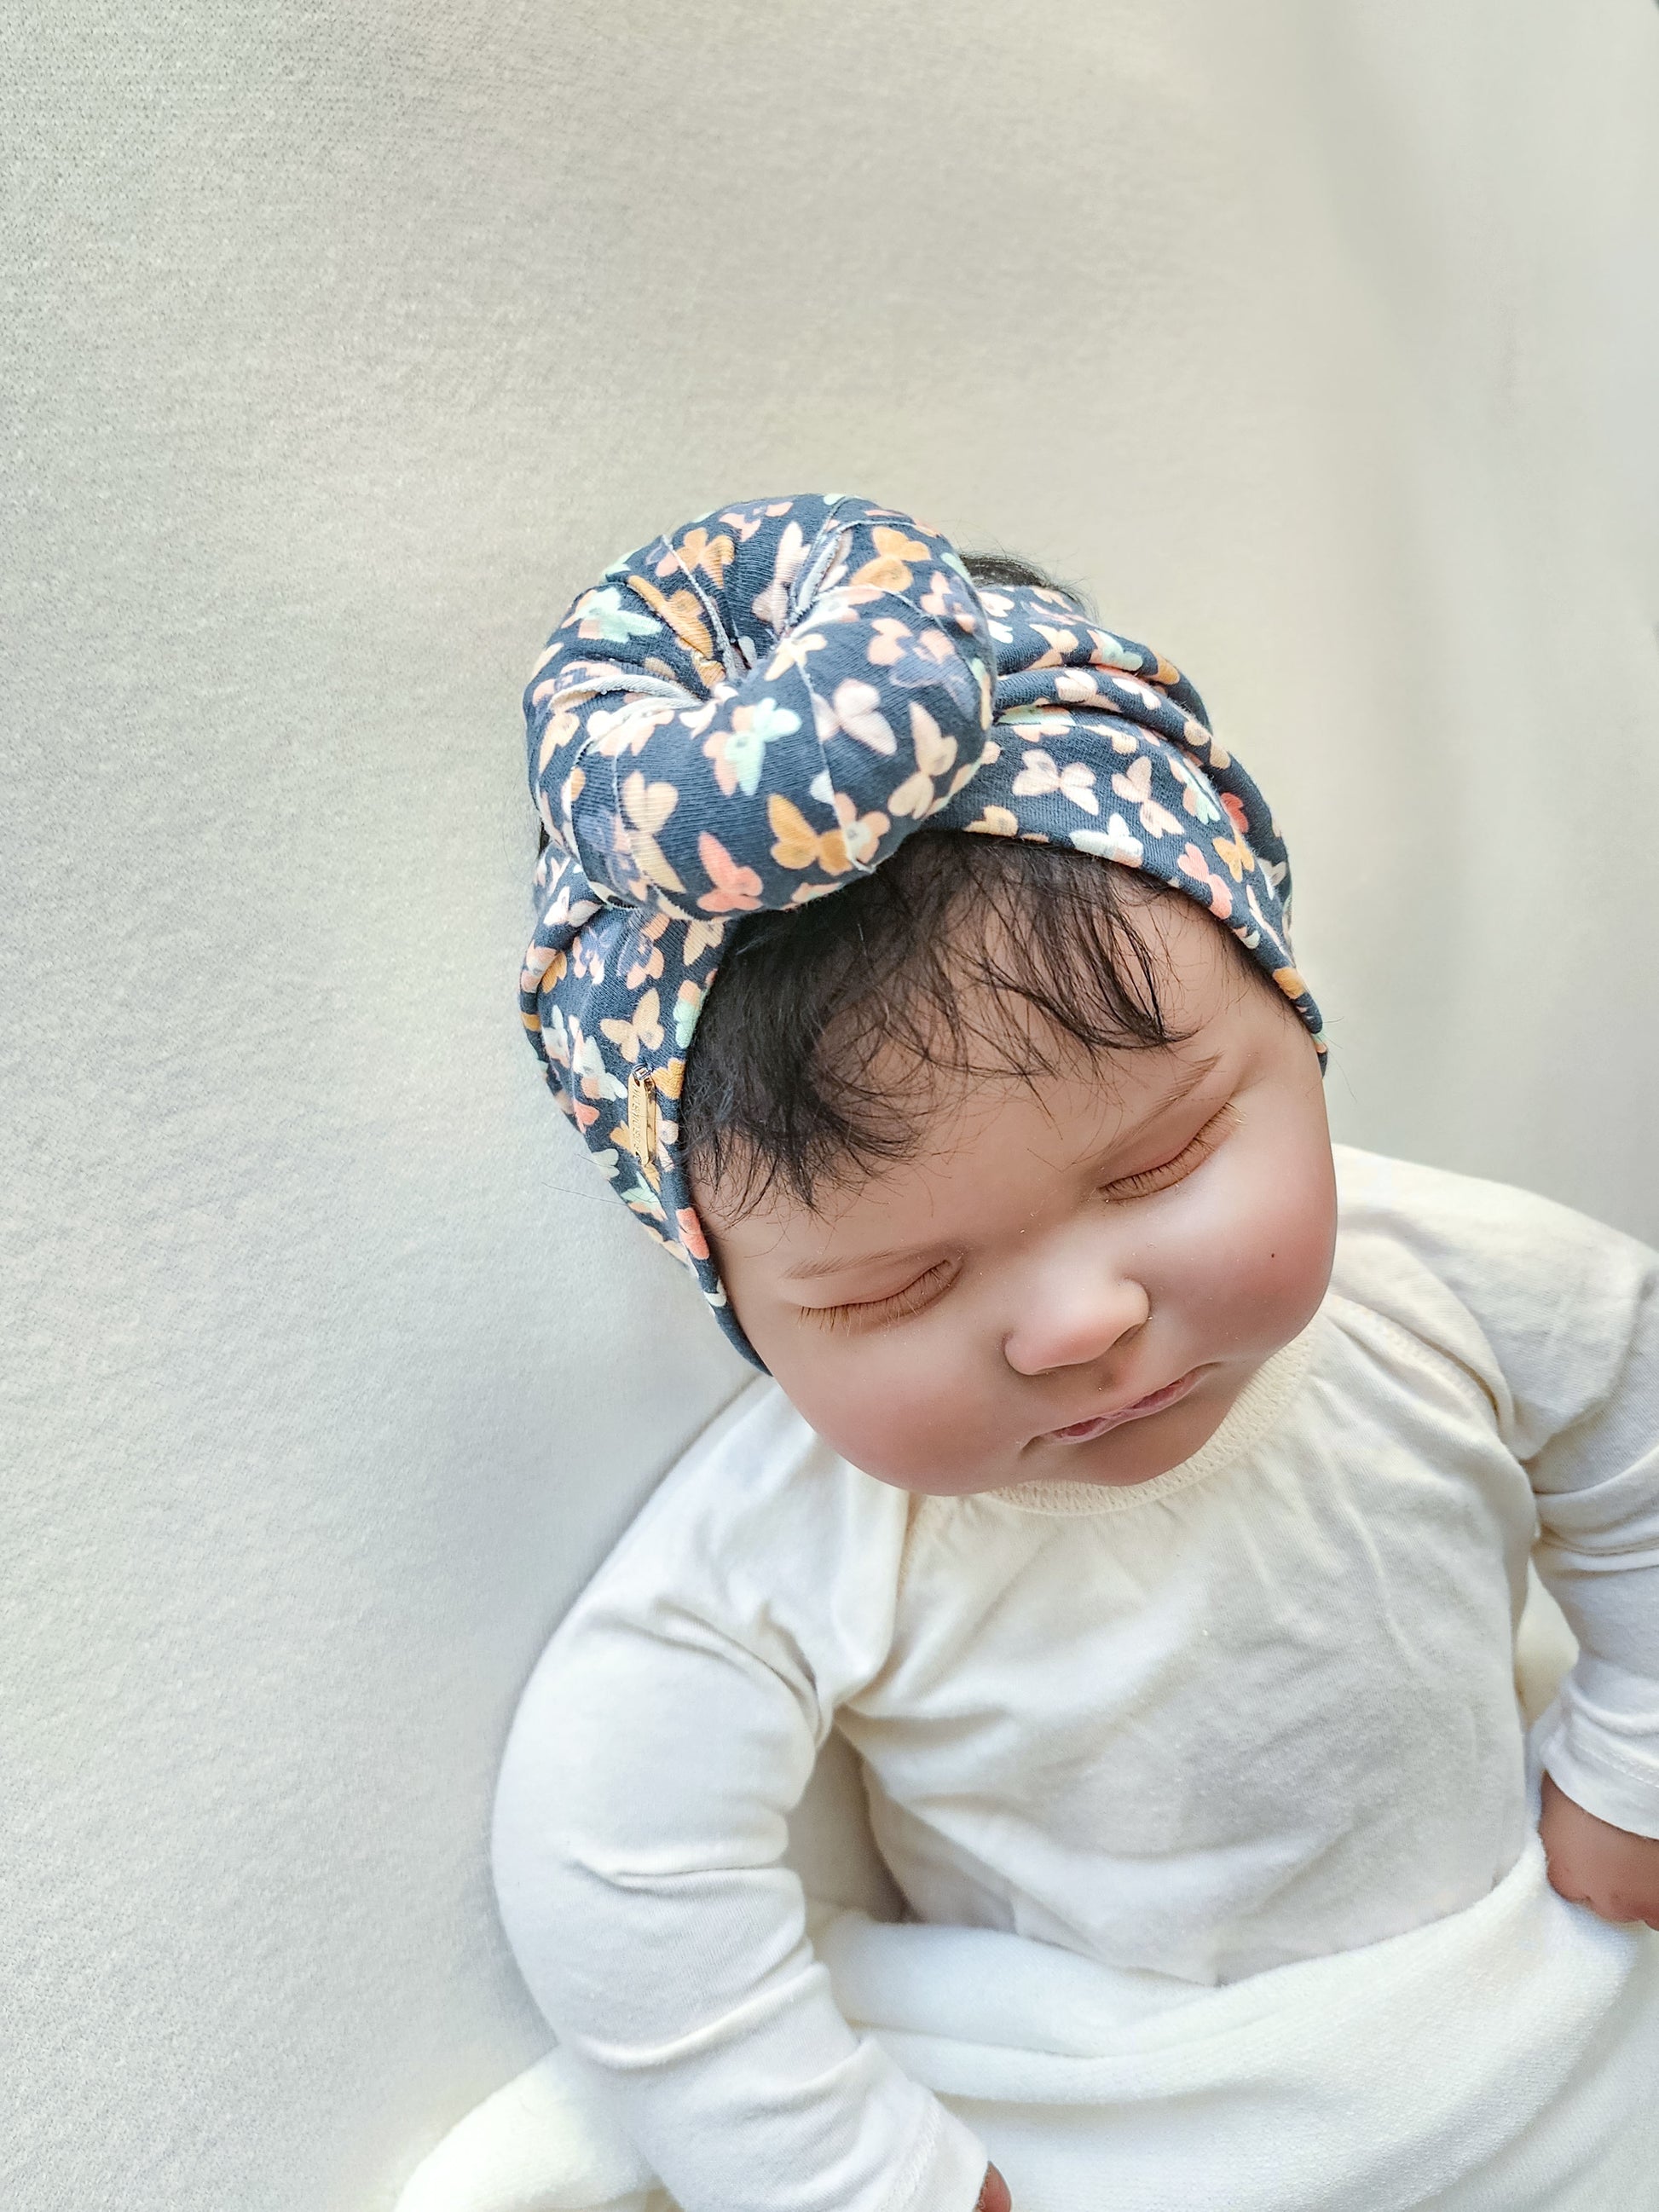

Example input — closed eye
[1101,1101,1239,1199]
[802,1256,960,1334]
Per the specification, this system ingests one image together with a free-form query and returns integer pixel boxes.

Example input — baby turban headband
[521,493,1325,1366]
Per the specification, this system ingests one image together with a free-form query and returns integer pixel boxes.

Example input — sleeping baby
[492,494,1659,2212]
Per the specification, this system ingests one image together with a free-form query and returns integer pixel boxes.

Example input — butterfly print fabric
[520,494,1326,1365]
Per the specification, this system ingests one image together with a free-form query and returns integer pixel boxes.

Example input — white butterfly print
[1110,754,1182,840]
[1070,814,1144,866]
[749,519,808,632]
[1169,754,1223,823]
[1011,749,1100,814]
[888,702,962,818]
[812,677,896,755]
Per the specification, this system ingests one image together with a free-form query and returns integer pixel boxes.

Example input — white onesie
[491,1145,1659,2212]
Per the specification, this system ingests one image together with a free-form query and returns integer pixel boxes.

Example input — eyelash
[1102,1101,1239,1198]
[806,1104,1238,1331]
[809,1256,959,1334]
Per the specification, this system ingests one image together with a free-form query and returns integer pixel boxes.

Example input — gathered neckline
[979,1306,1326,1516]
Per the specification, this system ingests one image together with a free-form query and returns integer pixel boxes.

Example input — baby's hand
[974,2163,1012,2212]
[1540,1773,1659,1928]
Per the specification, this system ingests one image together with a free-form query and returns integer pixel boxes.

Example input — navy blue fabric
[520,494,1325,1365]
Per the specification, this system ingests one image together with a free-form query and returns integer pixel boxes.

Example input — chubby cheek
[1187,1115,1337,1356]
[758,1328,1009,1493]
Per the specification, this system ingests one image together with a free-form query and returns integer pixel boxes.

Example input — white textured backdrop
[4,4,1656,2208]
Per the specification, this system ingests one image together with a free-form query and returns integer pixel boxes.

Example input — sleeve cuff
[1534,1703,1659,1841]
[886,2092,994,2212]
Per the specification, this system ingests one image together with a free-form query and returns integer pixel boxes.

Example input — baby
[494,495,1659,2212]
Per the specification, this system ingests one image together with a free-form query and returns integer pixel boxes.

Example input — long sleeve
[1330,1145,1659,1839]
[489,1381,991,2212]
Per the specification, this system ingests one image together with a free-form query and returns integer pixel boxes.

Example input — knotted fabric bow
[521,494,1325,1366]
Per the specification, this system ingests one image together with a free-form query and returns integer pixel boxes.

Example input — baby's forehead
[690,866,1287,1235]
[708,1032,1233,1256]
[851,885,1270,1075]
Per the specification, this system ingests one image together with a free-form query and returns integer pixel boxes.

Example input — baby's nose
[1002,1267,1152,1376]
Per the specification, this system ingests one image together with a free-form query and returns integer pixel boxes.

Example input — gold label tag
[627,1070,661,1187]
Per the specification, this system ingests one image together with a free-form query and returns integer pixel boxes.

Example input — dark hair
[681,831,1199,1218]
[679,550,1208,1218]
[951,546,1097,615]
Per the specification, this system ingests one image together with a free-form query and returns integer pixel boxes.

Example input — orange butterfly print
[963,804,1020,838]
[697,833,764,914]
[765,628,827,680]
[676,918,723,967]
[1211,829,1256,882]
[618,771,687,896]
[1177,843,1234,920]
[768,793,888,876]
[769,794,852,875]
[656,527,735,587]
[675,1207,711,1262]
[600,989,666,1063]
[1188,716,1231,770]
[627,575,722,684]
[521,942,569,999]
[852,526,931,593]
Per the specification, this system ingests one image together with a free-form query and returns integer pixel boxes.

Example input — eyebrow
[781,1054,1226,1285]
[785,1240,947,1285]
[1101,1054,1222,1149]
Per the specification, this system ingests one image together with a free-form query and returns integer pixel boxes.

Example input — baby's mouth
[1043,1366,1205,1443]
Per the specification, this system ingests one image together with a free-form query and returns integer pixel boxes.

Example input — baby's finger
[975,2163,1013,2212]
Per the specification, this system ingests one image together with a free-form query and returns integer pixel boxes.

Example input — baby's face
[700,892,1338,1495]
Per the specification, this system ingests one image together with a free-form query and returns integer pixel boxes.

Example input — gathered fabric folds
[396,1826,1659,2212]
